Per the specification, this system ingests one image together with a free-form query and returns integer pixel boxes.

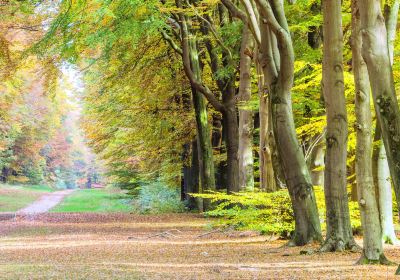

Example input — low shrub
[131,182,186,214]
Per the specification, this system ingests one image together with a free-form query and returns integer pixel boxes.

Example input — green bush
[131,182,186,214]
[192,187,362,237]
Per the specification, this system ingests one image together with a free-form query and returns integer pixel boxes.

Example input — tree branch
[160,29,183,55]
[239,0,262,45]
[176,1,225,112]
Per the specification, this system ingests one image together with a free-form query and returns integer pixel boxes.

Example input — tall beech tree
[321,0,357,252]
[359,0,400,221]
[374,0,400,245]
[241,0,322,245]
[352,0,387,263]
[162,12,216,208]
[238,24,255,191]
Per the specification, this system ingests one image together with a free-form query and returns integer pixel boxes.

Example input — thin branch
[161,29,183,55]
[177,0,225,112]
[185,0,232,60]
[240,0,262,45]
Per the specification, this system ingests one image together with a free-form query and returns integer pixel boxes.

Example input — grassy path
[51,188,132,213]
[0,184,54,212]
[0,213,399,279]
[17,189,75,214]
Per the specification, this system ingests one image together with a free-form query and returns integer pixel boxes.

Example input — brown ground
[0,213,399,279]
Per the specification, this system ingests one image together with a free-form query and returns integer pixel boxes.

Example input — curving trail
[17,189,75,214]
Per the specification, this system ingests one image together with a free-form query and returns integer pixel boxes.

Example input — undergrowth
[192,187,363,238]
[131,182,186,214]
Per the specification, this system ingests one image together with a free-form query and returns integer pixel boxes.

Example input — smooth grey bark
[238,25,255,191]
[375,0,400,245]
[258,62,277,192]
[321,0,357,252]
[378,144,398,244]
[359,0,400,230]
[385,0,399,66]
[309,142,325,187]
[254,0,322,245]
[352,0,387,263]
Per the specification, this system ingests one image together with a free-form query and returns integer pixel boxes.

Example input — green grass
[51,188,133,213]
[0,184,54,212]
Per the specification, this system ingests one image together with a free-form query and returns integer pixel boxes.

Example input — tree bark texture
[254,0,322,245]
[321,0,357,252]
[188,35,216,199]
[352,0,386,262]
[359,0,400,215]
[222,85,240,193]
[375,0,400,245]
[258,64,277,192]
[238,25,255,191]
[378,144,398,244]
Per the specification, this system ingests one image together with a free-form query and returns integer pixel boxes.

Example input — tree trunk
[181,143,190,201]
[359,0,400,218]
[309,142,324,187]
[190,139,200,210]
[188,30,216,201]
[223,84,240,193]
[321,0,357,252]
[375,0,400,245]
[352,0,387,263]
[238,25,255,191]
[378,144,398,244]
[255,0,322,245]
[257,59,277,192]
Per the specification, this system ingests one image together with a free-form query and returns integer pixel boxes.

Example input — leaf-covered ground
[0,213,399,279]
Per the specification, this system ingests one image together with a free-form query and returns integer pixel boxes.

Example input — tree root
[319,237,361,253]
[284,231,322,247]
[357,253,396,266]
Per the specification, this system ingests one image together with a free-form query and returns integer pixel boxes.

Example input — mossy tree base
[319,237,360,253]
[357,254,395,266]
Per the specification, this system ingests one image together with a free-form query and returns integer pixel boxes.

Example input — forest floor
[0,213,400,279]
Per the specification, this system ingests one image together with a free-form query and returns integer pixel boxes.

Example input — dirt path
[16,189,74,214]
[0,213,400,279]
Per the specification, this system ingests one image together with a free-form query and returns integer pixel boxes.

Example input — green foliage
[131,182,186,214]
[193,187,362,237]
